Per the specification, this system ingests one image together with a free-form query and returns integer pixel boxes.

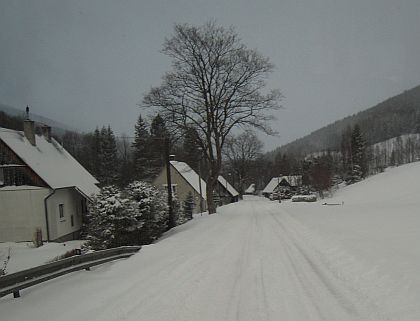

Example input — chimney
[41,125,52,142]
[23,106,36,146]
[23,121,36,146]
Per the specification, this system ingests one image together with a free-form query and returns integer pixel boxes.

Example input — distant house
[244,183,256,195]
[262,176,302,198]
[215,175,239,205]
[153,160,207,214]
[0,120,100,242]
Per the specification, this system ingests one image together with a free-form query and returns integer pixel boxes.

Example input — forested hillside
[0,104,70,136]
[0,111,23,131]
[272,85,420,157]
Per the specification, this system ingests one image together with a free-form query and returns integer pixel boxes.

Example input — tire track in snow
[262,206,330,320]
[0,198,400,321]
[267,205,393,321]
[224,206,255,321]
[249,201,271,321]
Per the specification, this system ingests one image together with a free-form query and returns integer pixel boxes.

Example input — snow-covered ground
[1,162,419,320]
[0,241,84,274]
[283,161,420,320]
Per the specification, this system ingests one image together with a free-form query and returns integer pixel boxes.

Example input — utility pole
[278,174,282,203]
[225,176,228,205]
[165,138,175,229]
[198,157,203,214]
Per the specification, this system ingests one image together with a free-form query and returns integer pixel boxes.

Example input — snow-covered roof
[245,183,255,194]
[218,175,239,197]
[0,185,48,191]
[170,161,207,200]
[262,177,281,194]
[282,176,302,187]
[0,127,100,197]
[262,176,302,193]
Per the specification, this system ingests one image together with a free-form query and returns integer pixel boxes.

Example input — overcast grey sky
[1,0,420,150]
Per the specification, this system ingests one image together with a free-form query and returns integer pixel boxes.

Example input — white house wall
[0,188,50,242]
[46,188,84,241]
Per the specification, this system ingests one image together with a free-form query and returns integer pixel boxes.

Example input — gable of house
[217,175,239,197]
[153,161,207,214]
[0,127,99,196]
[262,176,303,194]
[281,176,302,187]
[262,177,281,194]
[170,161,207,199]
[245,183,255,194]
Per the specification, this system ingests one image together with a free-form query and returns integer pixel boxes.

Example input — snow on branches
[85,182,169,250]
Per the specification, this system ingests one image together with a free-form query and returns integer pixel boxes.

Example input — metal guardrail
[0,245,141,299]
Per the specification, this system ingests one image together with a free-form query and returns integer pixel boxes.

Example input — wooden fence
[0,246,141,299]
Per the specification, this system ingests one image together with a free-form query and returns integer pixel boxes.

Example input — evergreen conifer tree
[172,197,182,225]
[132,114,151,180]
[183,192,195,221]
[91,127,102,180]
[181,126,201,172]
[118,134,134,187]
[85,186,141,250]
[99,126,119,186]
[346,124,367,184]
[148,114,168,179]
[126,181,169,244]
[340,126,352,176]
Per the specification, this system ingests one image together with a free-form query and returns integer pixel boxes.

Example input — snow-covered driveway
[1,196,409,321]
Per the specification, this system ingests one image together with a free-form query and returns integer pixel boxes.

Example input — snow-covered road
[0,197,402,321]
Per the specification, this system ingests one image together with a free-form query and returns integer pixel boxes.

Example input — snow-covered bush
[48,249,82,263]
[345,164,363,185]
[85,182,174,249]
[291,194,317,202]
[182,192,194,221]
[125,181,169,244]
[172,197,182,225]
[85,185,142,250]
[0,247,11,276]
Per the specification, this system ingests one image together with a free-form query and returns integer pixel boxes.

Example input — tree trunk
[206,176,217,214]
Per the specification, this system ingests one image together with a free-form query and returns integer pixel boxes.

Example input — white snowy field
[1,162,420,321]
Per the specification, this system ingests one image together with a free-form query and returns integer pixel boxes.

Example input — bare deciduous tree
[143,22,281,213]
[223,130,263,195]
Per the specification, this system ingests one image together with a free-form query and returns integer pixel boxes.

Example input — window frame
[58,204,65,221]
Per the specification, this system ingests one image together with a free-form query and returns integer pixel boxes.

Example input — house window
[163,184,177,194]
[70,215,74,227]
[59,204,64,220]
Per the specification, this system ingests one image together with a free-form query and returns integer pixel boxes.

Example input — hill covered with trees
[271,84,420,157]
